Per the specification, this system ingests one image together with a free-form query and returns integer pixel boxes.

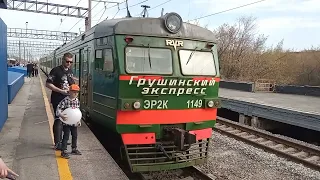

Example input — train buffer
[0,73,129,180]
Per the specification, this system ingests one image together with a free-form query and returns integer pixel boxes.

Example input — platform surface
[0,75,128,180]
[219,88,320,116]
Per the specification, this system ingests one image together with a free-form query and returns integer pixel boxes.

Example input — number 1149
[186,100,203,108]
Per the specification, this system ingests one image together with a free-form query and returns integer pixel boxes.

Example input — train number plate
[143,100,168,109]
[186,99,203,108]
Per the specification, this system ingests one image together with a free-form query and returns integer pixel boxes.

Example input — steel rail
[215,116,320,171]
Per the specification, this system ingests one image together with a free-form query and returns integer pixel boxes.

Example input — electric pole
[19,40,21,61]
[85,0,92,31]
[24,22,28,62]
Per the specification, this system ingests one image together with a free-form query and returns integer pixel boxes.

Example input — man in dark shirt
[26,62,33,78]
[46,52,75,150]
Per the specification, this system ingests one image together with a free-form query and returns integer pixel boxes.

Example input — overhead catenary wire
[97,6,108,22]
[55,0,84,31]
[98,0,149,20]
[134,0,174,16]
[93,0,149,21]
[62,0,84,22]
[90,0,149,22]
[189,0,268,21]
[79,1,124,29]
[92,1,125,19]
[67,1,102,32]
[149,0,173,11]
[119,0,148,10]
[68,0,128,32]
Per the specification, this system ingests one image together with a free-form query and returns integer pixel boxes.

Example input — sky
[1,0,320,59]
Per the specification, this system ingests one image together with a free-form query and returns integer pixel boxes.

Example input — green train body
[40,13,221,172]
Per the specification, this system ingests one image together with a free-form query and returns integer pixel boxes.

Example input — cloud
[258,17,320,30]
[193,0,320,14]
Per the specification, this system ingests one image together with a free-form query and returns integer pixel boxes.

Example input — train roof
[40,13,217,59]
[93,16,217,42]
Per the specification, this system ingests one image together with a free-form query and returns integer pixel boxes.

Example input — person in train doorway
[56,84,82,159]
[46,52,75,150]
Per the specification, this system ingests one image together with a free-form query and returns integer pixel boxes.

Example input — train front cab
[114,34,221,172]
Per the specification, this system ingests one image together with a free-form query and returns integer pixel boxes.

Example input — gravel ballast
[196,131,320,180]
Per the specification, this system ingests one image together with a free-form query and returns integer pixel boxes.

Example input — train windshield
[179,50,217,76]
[125,47,172,74]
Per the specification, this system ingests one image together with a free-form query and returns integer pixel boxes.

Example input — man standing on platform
[46,52,75,150]
[26,62,33,78]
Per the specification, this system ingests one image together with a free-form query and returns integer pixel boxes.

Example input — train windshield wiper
[148,44,152,68]
[186,47,197,65]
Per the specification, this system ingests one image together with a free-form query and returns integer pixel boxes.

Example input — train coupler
[164,127,197,151]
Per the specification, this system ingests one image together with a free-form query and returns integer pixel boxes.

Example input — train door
[79,48,89,110]
[87,47,93,110]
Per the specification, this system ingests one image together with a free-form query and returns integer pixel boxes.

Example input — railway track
[214,116,320,171]
[138,166,215,180]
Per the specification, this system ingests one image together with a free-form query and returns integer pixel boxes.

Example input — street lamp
[24,22,28,62]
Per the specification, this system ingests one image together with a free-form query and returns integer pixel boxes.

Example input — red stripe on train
[116,109,217,125]
[119,75,163,80]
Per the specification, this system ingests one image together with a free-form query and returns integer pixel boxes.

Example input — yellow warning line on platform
[39,74,73,180]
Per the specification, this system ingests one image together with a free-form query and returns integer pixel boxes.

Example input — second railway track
[214,116,320,171]
[138,166,215,180]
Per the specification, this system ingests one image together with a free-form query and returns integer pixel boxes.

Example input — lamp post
[24,22,28,62]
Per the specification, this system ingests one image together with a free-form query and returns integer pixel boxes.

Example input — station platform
[219,88,320,132]
[0,74,129,180]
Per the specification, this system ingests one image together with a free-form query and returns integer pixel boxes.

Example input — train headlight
[133,101,141,109]
[207,100,214,108]
[164,12,182,34]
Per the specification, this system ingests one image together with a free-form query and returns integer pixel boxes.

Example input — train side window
[103,49,113,72]
[95,50,103,70]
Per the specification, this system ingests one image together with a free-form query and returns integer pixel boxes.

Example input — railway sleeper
[235,132,248,136]
[228,129,241,134]
[224,127,234,131]
[270,144,285,149]
[250,137,265,142]
[281,147,296,153]
[304,155,320,162]
[259,140,274,146]
[291,151,309,158]
[217,125,227,129]
[180,177,194,180]
[242,134,256,139]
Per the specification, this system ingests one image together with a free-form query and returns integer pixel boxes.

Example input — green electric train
[40,12,221,172]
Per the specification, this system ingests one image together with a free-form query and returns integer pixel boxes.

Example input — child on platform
[56,84,82,159]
